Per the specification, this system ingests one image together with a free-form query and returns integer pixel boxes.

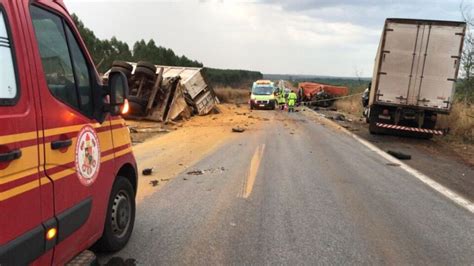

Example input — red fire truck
[0,0,137,264]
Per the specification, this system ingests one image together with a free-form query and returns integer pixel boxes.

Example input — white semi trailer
[366,18,466,138]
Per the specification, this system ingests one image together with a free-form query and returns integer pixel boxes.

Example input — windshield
[253,86,273,95]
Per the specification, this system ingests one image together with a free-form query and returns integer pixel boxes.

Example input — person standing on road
[298,87,303,106]
[277,90,286,110]
[288,90,298,113]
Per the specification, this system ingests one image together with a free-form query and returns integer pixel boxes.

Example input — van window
[31,6,94,116]
[0,11,18,103]
[65,25,93,115]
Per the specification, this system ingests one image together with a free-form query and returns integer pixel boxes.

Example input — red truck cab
[0,0,137,264]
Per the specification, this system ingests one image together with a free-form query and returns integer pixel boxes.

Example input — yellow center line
[241,144,265,199]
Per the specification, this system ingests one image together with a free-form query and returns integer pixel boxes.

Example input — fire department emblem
[75,125,101,186]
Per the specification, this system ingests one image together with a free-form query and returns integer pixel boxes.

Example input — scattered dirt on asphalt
[132,104,269,203]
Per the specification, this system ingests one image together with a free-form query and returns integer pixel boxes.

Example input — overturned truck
[106,61,218,122]
[298,82,349,107]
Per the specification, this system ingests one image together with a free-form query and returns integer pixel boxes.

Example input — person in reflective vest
[277,90,286,110]
[287,91,298,112]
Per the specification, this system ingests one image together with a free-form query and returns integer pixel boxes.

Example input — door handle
[0,149,22,163]
[51,139,72,150]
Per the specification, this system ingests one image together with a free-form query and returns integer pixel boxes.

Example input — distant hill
[264,74,371,94]
[263,74,371,81]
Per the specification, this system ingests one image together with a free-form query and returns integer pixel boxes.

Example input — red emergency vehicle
[0,0,137,264]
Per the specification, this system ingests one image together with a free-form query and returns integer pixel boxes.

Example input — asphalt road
[101,110,474,265]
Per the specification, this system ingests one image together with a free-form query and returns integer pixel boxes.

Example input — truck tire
[110,66,132,79]
[112,61,133,72]
[137,61,157,72]
[134,66,156,80]
[94,176,136,252]
[369,120,381,135]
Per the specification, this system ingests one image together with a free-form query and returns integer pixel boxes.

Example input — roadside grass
[334,94,364,116]
[437,102,474,143]
[214,87,249,104]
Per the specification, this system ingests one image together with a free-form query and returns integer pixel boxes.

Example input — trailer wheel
[94,176,135,252]
[110,66,132,79]
[137,61,157,72]
[112,61,133,72]
[134,66,156,80]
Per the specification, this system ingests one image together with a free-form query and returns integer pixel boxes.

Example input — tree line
[71,14,262,87]
[72,14,203,73]
[203,68,262,88]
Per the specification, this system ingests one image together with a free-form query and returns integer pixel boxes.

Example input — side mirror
[108,71,129,116]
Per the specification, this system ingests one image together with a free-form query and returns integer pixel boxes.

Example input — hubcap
[111,190,131,238]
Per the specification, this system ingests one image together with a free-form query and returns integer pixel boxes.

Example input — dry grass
[437,102,474,143]
[214,87,249,104]
[334,94,364,116]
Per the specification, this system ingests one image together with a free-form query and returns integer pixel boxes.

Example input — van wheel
[94,176,135,252]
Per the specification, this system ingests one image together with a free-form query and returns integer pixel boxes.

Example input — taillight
[121,99,129,114]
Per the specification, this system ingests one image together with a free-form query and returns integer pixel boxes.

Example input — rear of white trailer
[367,18,466,138]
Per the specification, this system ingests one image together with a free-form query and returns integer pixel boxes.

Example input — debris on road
[232,127,246,133]
[130,127,169,134]
[161,178,170,182]
[104,257,137,266]
[386,163,401,167]
[187,170,204,175]
[149,180,159,187]
[142,168,153,175]
[334,114,346,121]
[186,167,226,176]
[387,150,412,160]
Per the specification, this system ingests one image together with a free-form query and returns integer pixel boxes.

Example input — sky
[64,0,468,77]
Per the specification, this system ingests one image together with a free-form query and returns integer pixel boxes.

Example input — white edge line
[352,128,474,214]
[309,110,474,214]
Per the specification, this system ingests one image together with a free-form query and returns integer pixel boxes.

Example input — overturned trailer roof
[127,63,216,115]
[105,63,217,119]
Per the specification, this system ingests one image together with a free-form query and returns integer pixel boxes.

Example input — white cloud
[64,0,463,76]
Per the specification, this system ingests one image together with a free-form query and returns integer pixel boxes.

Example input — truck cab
[0,0,137,264]
[249,80,276,110]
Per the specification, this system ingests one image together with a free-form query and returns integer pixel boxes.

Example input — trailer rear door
[416,24,464,110]
[377,20,465,111]
[378,22,421,105]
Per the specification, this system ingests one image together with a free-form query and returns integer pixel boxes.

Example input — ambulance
[0,0,137,264]
[249,80,276,110]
